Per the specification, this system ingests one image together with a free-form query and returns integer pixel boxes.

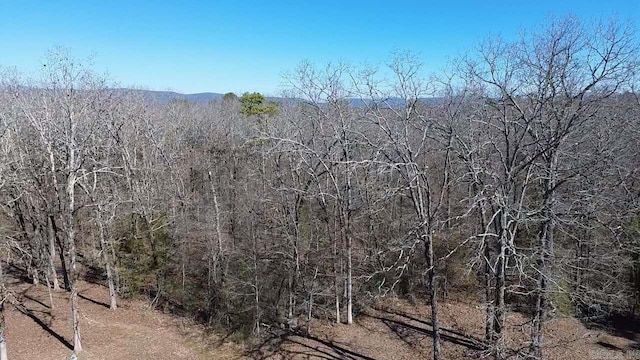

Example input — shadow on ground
[582,311,640,350]
[13,300,73,350]
[246,308,490,359]
[368,308,487,352]
[248,328,376,360]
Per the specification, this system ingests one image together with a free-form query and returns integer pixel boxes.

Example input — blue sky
[1,0,638,95]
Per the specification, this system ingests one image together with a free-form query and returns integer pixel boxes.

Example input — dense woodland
[0,17,639,360]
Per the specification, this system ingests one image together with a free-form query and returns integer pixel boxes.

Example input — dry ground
[5,278,242,360]
[5,279,639,359]
[252,298,640,360]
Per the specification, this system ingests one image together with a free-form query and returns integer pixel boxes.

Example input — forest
[0,16,639,360]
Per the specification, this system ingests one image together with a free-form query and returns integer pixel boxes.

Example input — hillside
[253,297,639,360]
[6,279,637,359]
[5,279,241,360]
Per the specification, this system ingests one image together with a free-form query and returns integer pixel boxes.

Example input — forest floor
[5,278,640,359]
[252,297,640,359]
[4,277,242,360]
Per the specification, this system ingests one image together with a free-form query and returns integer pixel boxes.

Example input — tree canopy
[239,92,278,117]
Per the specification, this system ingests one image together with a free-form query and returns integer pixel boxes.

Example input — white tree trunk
[0,261,8,360]
[345,150,353,325]
[48,216,60,291]
[346,240,353,325]
[96,211,117,310]
[67,142,82,354]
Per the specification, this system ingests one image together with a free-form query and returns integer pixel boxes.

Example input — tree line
[0,16,638,360]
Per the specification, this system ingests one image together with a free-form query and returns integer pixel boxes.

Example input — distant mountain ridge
[120,89,444,107]
[118,89,226,104]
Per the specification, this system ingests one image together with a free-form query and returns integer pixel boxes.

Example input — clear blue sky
[1,0,638,95]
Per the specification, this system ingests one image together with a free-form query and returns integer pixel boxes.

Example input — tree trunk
[426,231,441,360]
[251,217,261,336]
[96,209,117,310]
[50,216,70,290]
[0,261,8,360]
[207,171,225,316]
[492,208,508,360]
[530,153,557,359]
[209,172,224,259]
[484,243,494,343]
[45,141,64,293]
[105,259,117,311]
[70,254,82,354]
[66,152,82,353]
[288,275,295,323]
[346,232,353,325]
[47,216,60,291]
[345,161,353,325]
[333,226,341,324]
[472,180,495,343]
